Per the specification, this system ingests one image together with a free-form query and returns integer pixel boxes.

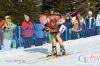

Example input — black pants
[23,37,33,48]
[34,38,44,46]
[0,46,1,50]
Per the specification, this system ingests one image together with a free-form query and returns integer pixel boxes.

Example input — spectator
[2,16,16,51]
[0,19,5,50]
[15,26,23,48]
[22,14,34,48]
[34,21,45,46]
[96,11,100,35]
[76,12,85,38]
[0,28,2,50]
[65,13,73,40]
[71,12,84,39]
[84,11,96,37]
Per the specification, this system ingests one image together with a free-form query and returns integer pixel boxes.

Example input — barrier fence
[0,25,98,51]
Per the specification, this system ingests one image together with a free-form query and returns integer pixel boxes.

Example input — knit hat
[5,15,11,19]
[66,13,71,18]
[66,13,70,16]
[88,11,92,15]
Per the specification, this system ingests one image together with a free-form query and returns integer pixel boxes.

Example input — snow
[0,35,100,66]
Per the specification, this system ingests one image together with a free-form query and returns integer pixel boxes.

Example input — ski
[36,51,80,61]
[37,51,80,60]
[17,52,80,64]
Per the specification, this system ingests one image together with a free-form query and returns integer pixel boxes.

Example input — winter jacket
[84,17,96,29]
[2,20,16,40]
[96,15,100,26]
[72,17,84,32]
[22,21,34,37]
[34,22,45,38]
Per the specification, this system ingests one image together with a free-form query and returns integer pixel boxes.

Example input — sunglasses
[6,17,11,19]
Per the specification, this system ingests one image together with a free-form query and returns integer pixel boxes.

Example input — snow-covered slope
[0,35,100,66]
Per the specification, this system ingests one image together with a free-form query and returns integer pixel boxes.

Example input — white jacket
[96,15,100,26]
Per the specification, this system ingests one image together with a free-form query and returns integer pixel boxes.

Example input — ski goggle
[6,17,11,19]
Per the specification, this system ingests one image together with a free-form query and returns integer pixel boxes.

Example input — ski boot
[58,46,66,56]
[47,46,57,57]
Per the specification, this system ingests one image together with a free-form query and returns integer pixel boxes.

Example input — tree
[41,0,68,14]
[0,0,41,25]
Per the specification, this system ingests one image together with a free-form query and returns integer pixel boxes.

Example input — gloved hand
[42,28,51,32]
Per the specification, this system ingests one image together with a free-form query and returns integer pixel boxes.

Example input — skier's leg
[56,33,66,55]
[56,33,63,46]
[56,34,66,55]
[52,37,56,47]
[51,33,57,55]
[57,25,66,55]
[57,24,66,46]
[59,46,66,55]
[48,33,57,56]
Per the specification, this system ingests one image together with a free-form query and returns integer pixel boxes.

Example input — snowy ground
[0,35,100,66]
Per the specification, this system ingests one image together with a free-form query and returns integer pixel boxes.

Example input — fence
[0,25,98,51]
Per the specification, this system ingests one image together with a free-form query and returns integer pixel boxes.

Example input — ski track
[0,35,100,66]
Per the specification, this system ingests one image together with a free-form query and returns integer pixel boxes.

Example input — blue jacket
[34,23,45,38]
[84,17,96,29]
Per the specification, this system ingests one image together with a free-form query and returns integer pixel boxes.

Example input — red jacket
[0,20,6,27]
[0,20,6,30]
[45,19,59,33]
[0,20,5,45]
[22,21,34,37]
